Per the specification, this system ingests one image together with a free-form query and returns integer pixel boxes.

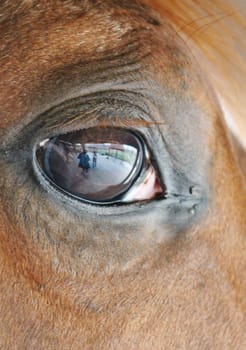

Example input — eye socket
[35,127,164,205]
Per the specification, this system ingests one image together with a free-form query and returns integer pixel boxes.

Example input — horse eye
[35,127,164,204]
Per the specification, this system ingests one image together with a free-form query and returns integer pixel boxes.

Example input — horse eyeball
[35,127,164,205]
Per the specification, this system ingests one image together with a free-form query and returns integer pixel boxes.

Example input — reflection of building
[84,143,137,163]
[108,144,124,160]
[85,143,109,154]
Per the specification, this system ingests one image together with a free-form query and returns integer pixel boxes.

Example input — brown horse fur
[0,0,246,349]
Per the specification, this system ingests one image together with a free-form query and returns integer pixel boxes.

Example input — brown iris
[35,127,164,204]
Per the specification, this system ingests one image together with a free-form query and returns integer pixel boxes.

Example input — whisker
[184,11,235,43]
[177,13,221,35]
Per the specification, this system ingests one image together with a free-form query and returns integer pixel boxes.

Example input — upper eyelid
[1,74,161,148]
[40,90,153,128]
[11,95,157,150]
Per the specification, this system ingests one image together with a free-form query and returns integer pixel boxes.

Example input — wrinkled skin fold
[0,1,246,349]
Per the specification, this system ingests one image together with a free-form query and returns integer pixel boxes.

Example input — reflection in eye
[35,127,164,204]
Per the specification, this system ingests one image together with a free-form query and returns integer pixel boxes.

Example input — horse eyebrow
[0,0,90,23]
[0,0,161,26]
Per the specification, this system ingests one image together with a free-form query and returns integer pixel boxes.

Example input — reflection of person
[77,150,90,174]
[92,151,97,168]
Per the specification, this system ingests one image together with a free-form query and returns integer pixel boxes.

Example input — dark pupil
[36,128,144,203]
